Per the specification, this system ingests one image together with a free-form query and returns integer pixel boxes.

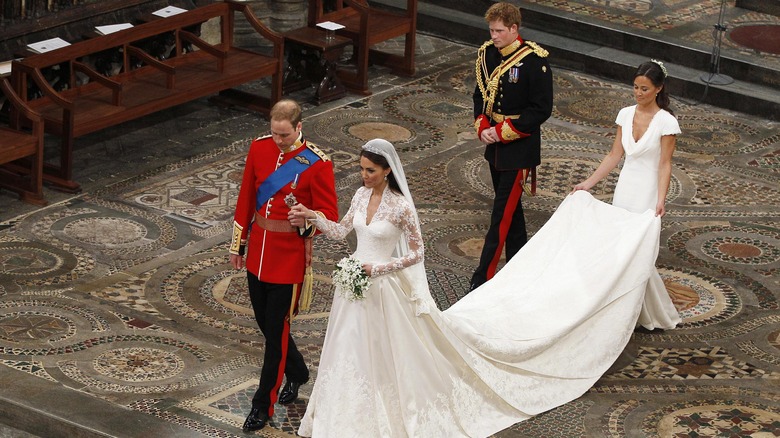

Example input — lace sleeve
[311,189,359,240]
[370,197,424,276]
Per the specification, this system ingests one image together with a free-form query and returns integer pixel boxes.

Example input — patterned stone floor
[522,0,780,70]
[1,24,779,438]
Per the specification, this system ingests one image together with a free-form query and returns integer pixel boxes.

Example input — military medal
[285,192,298,207]
[286,174,299,207]
[509,67,519,83]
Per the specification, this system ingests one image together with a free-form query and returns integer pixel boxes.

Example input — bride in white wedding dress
[290,132,673,436]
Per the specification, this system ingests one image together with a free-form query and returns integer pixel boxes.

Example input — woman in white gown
[573,59,681,330]
[290,130,669,437]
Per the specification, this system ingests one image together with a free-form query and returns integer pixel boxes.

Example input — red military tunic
[230,134,338,284]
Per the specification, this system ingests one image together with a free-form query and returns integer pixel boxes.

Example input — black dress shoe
[278,380,304,404]
[242,407,268,432]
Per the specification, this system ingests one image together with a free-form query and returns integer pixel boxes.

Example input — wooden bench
[9,0,284,192]
[282,26,353,104]
[0,77,46,205]
[307,0,417,95]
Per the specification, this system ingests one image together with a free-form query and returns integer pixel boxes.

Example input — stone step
[372,0,780,121]
[0,367,207,438]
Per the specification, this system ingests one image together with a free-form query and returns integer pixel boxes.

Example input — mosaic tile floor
[522,0,780,70]
[1,30,779,438]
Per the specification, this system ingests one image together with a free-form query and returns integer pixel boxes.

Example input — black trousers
[471,165,528,288]
[247,273,309,416]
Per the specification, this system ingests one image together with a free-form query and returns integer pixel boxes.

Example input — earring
[384,175,388,180]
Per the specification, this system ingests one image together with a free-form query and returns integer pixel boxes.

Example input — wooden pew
[0,77,46,205]
[10,0,284,192]
[307,0,417,95]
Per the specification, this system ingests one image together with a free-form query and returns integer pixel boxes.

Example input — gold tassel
[289,284,299,321]
[300,266,313,313]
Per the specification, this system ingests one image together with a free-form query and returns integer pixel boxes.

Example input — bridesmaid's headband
[650,59,667,78]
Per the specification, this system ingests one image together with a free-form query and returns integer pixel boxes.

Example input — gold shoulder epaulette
[257,134,272,141]
[306,141,330,162]
[525,41,549,58]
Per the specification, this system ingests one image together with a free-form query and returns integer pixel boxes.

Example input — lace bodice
[312,186,424,276]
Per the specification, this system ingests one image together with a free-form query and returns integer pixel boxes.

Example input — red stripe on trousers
[267,285,295,417]
[486,170,525,279]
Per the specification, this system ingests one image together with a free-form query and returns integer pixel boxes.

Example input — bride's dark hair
[361,150,402,194]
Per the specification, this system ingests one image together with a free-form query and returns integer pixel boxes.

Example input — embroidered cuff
[497,119,531,143]
[474,114,490,138]
[229,221,246,255]
[298,211,325,237]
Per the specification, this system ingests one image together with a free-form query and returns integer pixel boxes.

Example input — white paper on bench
[96,23,134,35]
[27,37,71,54]
[316,21,346,31]
[153,6,188,17]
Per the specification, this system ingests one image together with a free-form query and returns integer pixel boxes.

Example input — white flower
[332,256,371,301]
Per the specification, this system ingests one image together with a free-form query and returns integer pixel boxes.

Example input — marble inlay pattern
[126,157,245,227]
[648,400,780,437]
[606,346,780,380]
[93,347,184,382]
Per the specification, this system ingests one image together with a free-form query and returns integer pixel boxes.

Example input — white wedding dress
[612,105,681,330]
[298,184,668,438]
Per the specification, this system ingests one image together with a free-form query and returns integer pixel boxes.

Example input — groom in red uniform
[230,99,338,432]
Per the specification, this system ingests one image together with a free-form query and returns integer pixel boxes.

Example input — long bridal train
[300,191,664,438]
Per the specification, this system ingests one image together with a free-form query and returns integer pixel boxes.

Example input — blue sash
[256,147,321,208]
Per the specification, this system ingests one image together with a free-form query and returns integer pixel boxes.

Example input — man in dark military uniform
[470,2,553,291]
[230,99,338,432]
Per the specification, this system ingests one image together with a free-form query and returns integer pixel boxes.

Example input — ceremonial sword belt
[253,214,297,233]
[491,113,520,123]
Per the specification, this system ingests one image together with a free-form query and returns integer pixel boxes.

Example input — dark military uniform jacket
[473,37,553,170]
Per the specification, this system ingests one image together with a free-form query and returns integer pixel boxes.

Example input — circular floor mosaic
[660,266,741,328]
[0,241,85,285]
[93,347,185,382]
[552,88,634,128]
[676,115,761,156]
[347,122,413,143]
[650,400,780,437]
[63,217,148,247]
[0,312,74,343]
[669,223,780,266]
[702,235,780,266]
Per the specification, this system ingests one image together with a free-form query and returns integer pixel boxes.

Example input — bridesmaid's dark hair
[635,61,674,116]
[360,150,401,194]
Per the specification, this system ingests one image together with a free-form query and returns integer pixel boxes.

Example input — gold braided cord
[475,41,492,100]
[484,46,534,118]
[526,41,549,57]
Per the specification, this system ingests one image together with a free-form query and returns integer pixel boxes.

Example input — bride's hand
[288,204,313,227]
[362,263,373,277]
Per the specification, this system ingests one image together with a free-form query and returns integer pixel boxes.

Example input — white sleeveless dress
[299,185,667,437]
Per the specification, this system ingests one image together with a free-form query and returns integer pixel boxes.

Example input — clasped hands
[288,203,314,227]
[480,127,499,144]
[287,204,375,276]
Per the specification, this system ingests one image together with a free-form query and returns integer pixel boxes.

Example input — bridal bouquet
[332,256,371,301]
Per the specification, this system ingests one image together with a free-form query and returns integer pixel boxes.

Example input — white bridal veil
[361,139,435,315]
